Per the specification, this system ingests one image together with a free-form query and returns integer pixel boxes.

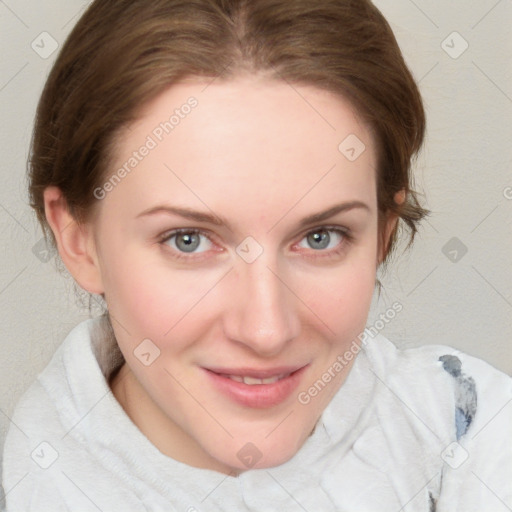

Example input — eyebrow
[136,200,370,230]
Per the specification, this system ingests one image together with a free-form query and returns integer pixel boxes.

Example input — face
[90,75,384,474]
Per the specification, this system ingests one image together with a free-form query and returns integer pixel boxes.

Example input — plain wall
[1,0,511,478]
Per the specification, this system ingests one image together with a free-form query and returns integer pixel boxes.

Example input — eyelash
[157,225,354,262]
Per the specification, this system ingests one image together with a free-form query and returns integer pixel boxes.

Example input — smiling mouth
[217,372,292,385]
[203,365,309,408]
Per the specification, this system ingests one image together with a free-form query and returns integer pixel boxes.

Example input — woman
[3,1,511,510]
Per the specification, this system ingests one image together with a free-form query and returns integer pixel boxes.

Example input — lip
[203,364,309,408]
[205,365,304,379]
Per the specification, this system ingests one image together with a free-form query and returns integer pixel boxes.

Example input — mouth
[218,372,292,385]
[202,364,309,408]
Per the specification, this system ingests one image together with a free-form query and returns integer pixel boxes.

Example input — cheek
[101,244,223,344]
[100,225,377,348]
[293,252,377,341]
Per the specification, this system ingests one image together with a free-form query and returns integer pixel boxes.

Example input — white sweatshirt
[2,317,512,511]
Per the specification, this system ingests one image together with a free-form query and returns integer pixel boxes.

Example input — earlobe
[43,186,104,294]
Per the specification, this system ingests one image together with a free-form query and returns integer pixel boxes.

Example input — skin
[44,74,398,475]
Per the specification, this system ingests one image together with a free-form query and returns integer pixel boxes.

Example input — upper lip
[204,365,307,378]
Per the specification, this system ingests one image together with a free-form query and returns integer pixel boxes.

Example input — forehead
[104,76,377,226]
[129,75,374,158]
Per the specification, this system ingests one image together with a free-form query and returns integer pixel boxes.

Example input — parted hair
[29,0,428,265]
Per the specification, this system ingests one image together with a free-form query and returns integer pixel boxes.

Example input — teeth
[243,376,269,385]
[222,373,290,385]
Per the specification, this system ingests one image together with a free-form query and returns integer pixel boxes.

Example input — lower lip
[203,366,308,408]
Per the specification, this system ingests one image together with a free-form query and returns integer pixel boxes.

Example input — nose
[223,254,301,357]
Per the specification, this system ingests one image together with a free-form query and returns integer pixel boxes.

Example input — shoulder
[366,334,512,434]
[365,334,512,508]
[366,333,511,396]
[2,320,89,503]
[1,318,135,510]
[4,318,101,439]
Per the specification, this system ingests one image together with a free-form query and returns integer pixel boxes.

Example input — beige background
[1,0,511,485]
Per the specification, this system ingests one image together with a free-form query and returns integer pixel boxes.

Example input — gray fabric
[439,355,478,440]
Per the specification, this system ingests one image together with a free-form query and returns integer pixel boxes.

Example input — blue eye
[298,228,346,251]
[158,225,352,262]
[161,229,213,254]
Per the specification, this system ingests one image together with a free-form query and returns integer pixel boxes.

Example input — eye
[297,227,349,253]
[160,229,213,254]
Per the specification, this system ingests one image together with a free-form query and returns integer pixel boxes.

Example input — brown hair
[29,0,428,266]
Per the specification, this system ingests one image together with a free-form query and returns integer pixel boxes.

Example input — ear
[377,190,405,265]
[43,186,104,294]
